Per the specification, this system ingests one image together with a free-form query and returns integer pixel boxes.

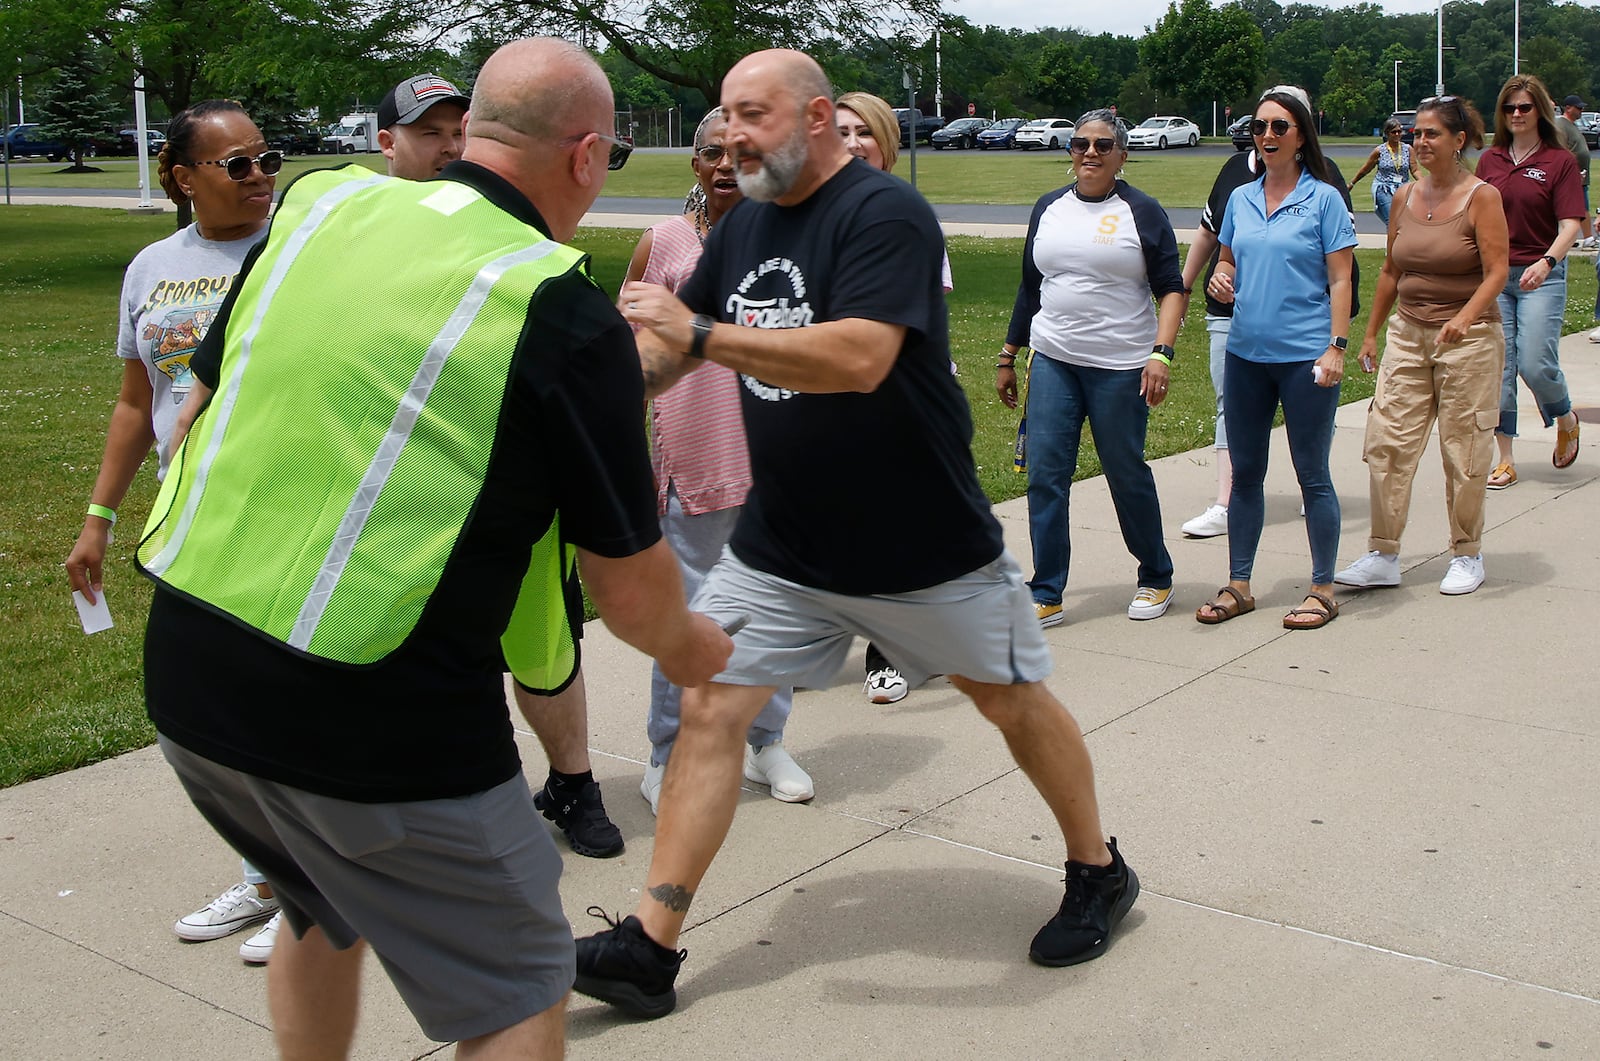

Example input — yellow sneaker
[1035,602,1065,628]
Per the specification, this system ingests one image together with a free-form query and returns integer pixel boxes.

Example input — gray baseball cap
[378,74,470,129]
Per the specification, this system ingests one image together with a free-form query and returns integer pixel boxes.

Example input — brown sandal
[1487,462,1517,490]
[1282,590,1339,630]
[1196,585,1255,625]
[1554,416,1580,469]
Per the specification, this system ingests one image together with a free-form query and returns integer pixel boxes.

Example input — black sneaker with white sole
[533,778,624,858]
[573,907,685,1019]
[1029,836,1139,967]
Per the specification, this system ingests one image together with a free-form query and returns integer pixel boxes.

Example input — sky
[947,0,1449,39]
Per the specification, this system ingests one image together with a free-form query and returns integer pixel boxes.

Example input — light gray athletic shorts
[159,736,574,1043]
[692,547,1053,690]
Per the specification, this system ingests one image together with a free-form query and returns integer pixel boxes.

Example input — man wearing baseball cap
[1556,94,1594,248]
[378,73,470,179]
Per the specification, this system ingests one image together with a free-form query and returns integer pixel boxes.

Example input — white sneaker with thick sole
[640,761,664,816]
[239,911,280,964]
[1181,503,1228,538]
[1439,554,1485,595]
[1127,586,1173,620]
[863,667,909,704]
[1334,550,1401,588]
[1588,325,1600,343]
[744,742,814,803]
[174,882,279,941]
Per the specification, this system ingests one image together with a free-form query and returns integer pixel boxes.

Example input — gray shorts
[159,737,573,1043]
[692,548,1053,690]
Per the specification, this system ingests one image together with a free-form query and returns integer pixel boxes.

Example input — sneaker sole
[1127,600,1171,620]
[173,908,278,942]
[742,765,815,802]
[573,973,677,1019]
[1037,612,1065,629]
[1332,576,1400,588]
[866,688,909,704]
[1027,866,1141,968]
[1439,578,1484,595]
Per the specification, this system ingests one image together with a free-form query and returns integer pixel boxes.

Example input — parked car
[976,117,1027,150]
[894,107,947,147]
[1014,118,1074,150]
[1128,116,1200,150]
[1389,110,1417,145]
[118,128,167,157]
[930,116,992,150]
[266,119,325,156]
[1228,113,1255,151]
[1579,111,1600,149]
[2,123,68,161]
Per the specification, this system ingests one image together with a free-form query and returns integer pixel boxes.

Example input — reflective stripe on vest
[139,166,586,680]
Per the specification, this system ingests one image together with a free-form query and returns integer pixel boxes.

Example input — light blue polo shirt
[1218,168,1357,363]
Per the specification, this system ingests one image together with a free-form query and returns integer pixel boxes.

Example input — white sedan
[1014,118,1074,150]
[1127,116,1200,150]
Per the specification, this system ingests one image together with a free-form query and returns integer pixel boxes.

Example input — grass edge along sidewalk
[4,203,1590,788]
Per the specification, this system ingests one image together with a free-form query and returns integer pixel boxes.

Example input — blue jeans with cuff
[1497,260,1572,436]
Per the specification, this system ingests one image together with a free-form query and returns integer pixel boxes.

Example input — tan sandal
[1554,416,1580,469]
[1486,462,1517,490]
[1282,591,1339,630]
[1196,585,1255,625]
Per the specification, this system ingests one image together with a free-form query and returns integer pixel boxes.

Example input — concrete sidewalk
[3,333,1598,1058]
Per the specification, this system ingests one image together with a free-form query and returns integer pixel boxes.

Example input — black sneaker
[533,779,624,858]
[1028,836,1139,967]
[574,906,685,1019]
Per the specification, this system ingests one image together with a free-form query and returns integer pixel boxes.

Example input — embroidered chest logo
[1521,167,1548,184]
[728,256,815,402]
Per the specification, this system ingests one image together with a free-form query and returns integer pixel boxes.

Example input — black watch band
[1540,254,1558,269]
[688,314,715,359]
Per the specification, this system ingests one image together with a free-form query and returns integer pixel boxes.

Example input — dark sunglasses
[564,131,633,170]
[1503,102,1536,115]
[1068,137,1117,155]
[192,150,284,181]
[1250,118,1295,137]
[695,144,728,163]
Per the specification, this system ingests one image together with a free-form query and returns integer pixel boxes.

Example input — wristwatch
[1540,254,1558,269]
[1329,336,1349,351]
[1150,343,1176,364]
[687,313,715,359]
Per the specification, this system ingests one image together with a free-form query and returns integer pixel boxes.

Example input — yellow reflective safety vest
[138,165,585,691]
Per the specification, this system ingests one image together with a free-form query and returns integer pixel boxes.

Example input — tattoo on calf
[648,882,695,913]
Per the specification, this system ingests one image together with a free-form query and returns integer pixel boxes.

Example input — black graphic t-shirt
[678,159,1003,594]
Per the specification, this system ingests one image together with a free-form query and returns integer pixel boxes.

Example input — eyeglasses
[1068,137,1117,155]
[695,144,728,163]
[562,131,633,170]
[1503,102,1536,115]
[192,150,284,181]
[1250,118,1295,137]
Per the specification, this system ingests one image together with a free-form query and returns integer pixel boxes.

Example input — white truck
[322,113,379,154]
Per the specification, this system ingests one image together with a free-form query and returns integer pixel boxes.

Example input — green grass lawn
[2,203,1594,788]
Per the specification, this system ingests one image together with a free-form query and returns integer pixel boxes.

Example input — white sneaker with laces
[640,761,664,816]
[744,742,814,803]
[173,882,279,941]
[1127,586,1173,620]
[1439,554,1485,595]
[239,912,280,964]
[1180,503,1228,538]
[1588,325,1600,343]
[863,667,909,704]
[1334,550,1401,588]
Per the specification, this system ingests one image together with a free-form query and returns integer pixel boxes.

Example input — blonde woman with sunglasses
[1474,74,1585,487]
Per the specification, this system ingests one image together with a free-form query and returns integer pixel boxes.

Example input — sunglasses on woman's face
[192,150,285,181]
[1068,137,1117,155]
[1503,102,1536,115]
[1250,118,1295,137]
[695,144,728,163]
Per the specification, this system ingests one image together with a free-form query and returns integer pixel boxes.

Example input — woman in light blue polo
[1197,88,1358,630]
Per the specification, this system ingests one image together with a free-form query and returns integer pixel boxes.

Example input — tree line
[5,0,1599,151]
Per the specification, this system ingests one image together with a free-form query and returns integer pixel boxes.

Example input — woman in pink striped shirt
[626,108,813,813]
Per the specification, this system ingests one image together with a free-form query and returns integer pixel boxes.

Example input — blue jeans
[1497,259,1572,435]
[1373,181,1400,225]
[1223,353,1341,585]
[1206,315,1231,450]
[1025,355,1172,605]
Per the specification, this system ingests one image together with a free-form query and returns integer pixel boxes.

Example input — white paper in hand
[72,590,114,635]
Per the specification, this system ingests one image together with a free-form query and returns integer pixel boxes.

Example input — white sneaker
[1439,554,1485,595]
[864,667,909,704]
[1127,586,1173,620]
[640,761,664,816]
[1334,550,1401,588]
[743,742,814,803]
[1181,503,1228,538]
[173,882,279,941]
[1588,325,1600,343]
[239,912,280,964]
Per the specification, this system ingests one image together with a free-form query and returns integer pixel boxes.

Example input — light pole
[1394,59,1403,112]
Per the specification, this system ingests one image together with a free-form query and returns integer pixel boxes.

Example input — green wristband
[1148,351,1173,368]
[87,504,117,524]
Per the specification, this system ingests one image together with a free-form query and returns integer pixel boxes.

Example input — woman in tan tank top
[1336,96,1509,597]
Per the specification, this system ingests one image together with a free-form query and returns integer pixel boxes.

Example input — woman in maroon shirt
[1474,75,1585,487]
